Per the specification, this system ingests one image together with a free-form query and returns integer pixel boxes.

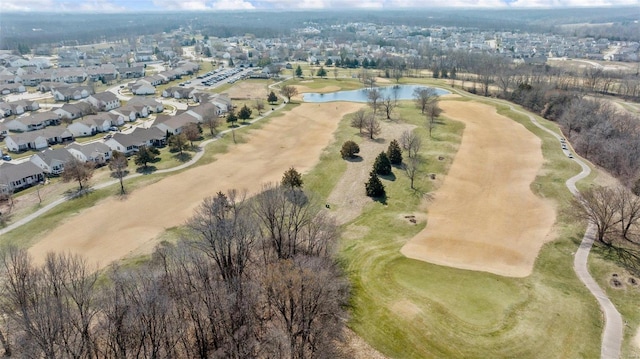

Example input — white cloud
[211,0,256,9]
[509,0,639,6]
[2,0,639,11]
[152,0,206,9]
[2,0,55,11]
[77,0,127,12]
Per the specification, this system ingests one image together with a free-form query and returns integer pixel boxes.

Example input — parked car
[109,126,119,131]
[2,155,12,161]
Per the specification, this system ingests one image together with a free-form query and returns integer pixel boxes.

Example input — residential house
[0,103,13,117]
[39,81,68,93]
[128,96,164,113]
[0,123,8,138]
[152,111,199,135]
[185,102,219,122]
[5,111,59,132]
[0,83,26,94]
[5,132,49,152]
[86,64,118,83]
[21,72,50,86]
[53,102,94,121]
[12,99,40,112]
[87,92,121,111]
[118,65,145,79]
[0,162,45,193]
[129,80,156,95]
[66,142,112,165]
[104,127,166,155]
[162,86,196,99]
[139,75,165,86]
[50,67,87,83]
[106,111,126,126]
[30,148,75,175]
[0,100,39,117]
[51,85,93,102]
[209,94,232,114]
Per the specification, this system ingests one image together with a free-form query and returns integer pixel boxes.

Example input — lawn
[300,85,603,357]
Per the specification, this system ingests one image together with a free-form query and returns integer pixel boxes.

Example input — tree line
[0,178,348,358]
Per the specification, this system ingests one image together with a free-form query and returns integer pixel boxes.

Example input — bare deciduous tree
[569,186,618,245]
[400,130,422,159]
[363,116,381,140]
[187,190,256,286]
[262,256,347,359]
[403,157,420,190]
[280,85,298,103]
[203,111,221,137]
[109,151,128,195]
[413,87,438,114]
[381,95,396,120]
[367,88,381,119]
[350,109,368,135]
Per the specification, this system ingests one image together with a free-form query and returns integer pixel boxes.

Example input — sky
[1,0,638,11]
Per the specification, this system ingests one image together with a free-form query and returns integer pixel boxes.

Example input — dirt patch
[634,327,640,351]
[28,102,362,269]
[327,120,416,226]
[293,84,341,94]
[338,328,388,359]
[400,101,556,278]
[398,213,428,226]
[390,299,422,318]
[225,80,270,100]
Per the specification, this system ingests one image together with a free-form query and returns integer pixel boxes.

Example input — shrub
[341,140,360,159]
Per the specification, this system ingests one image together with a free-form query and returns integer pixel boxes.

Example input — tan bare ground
[225,80,270,100]
[28,102,362,268]
[400,101,556,277]
[293,84,341,94]
[327,120,416,225]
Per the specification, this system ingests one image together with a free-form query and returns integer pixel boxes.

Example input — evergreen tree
[134,145,159,170]
[316,67,327,78]
[238,104,252,122]
[281,167,303,189]
[226,109,238,127]
[373,152,392,176]
[365,171,385,198]
[268,91,278,104]
[295,65,303,77]
[325,58,333,66]
[387,139,403,165]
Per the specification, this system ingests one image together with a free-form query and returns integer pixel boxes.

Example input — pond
[302,84,449,103]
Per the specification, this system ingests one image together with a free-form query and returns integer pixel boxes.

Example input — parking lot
[179,67,255,89]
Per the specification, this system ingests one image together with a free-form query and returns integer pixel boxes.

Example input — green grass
[301,87,603,357]
[589,244,640,358]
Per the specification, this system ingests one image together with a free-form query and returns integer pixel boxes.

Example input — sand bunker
[400,101,556,277]
[29,102,361,268]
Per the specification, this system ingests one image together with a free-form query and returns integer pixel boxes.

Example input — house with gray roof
[5,111,59,132]
[87,92,121,111]
[104,127,166,155]
[66,142,112,165]
[128,96,164,113]
[0,162,45,193]
[30,148,75,175]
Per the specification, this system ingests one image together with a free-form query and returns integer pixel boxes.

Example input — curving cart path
[2,84,625,358]
[446,84,623,358]
[509,103,623,359]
